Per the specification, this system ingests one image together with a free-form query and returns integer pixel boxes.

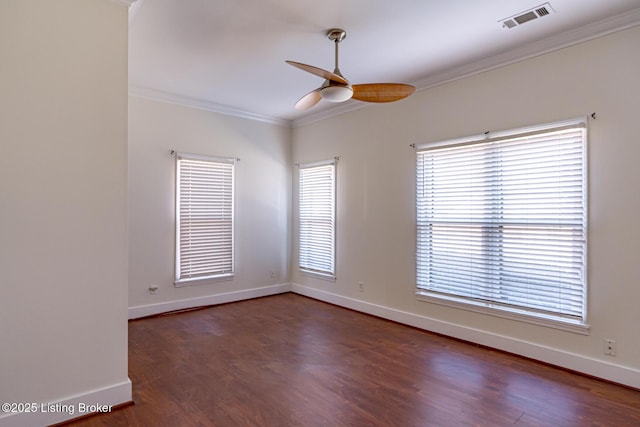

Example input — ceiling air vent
[500,3,554,29]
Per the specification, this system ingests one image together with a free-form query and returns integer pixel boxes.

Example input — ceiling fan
[286,29,416,110]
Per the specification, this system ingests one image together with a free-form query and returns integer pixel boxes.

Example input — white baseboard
[0,379,132,427]
[128,283,292,319]
[291,283,640,390]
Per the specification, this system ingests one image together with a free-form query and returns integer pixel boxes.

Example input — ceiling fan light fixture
[320,85,353,102]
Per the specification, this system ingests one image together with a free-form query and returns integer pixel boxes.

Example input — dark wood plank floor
[66,293,640,427]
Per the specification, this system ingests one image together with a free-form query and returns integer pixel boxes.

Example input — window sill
[416,291,590,335]
[300,269,336,282]
[175,274,234,288]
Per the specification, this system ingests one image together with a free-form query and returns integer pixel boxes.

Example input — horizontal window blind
[298,159,336,278]
[176,154,235,285]
[416,122,586,322]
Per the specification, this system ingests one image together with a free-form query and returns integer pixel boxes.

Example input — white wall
[0,0,130,425]
[291,26,640,387]
[128,97,291,317]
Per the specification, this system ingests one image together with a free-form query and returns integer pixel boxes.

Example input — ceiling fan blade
[294,88,323,110]
[286,60,349,85]
[351,83,416,103]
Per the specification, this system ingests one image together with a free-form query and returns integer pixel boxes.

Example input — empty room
[1,0,640,426]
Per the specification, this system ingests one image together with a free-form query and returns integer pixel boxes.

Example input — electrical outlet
[270,271,276,278]
[604,339,616,356]
[149,285,159,295]
[358,282,365,292]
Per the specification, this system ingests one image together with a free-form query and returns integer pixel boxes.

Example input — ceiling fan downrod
[327,28,346,77]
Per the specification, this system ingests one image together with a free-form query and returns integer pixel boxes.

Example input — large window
[175,153,235,286]
[298,158,337,280]
[416,119,587,330]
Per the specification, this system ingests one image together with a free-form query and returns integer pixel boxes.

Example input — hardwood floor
[66,293,640,427]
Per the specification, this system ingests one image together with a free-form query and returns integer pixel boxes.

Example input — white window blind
[175,153,235,286]
[416,120,587,325]
[298,159,336,279]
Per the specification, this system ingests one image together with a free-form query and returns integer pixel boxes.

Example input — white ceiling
[128,0,640,125]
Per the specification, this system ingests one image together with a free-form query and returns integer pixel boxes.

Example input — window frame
[175,152,236,287]
[415,118,589,334]
[297,158,337,281]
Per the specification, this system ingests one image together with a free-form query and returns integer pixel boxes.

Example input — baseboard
[0,379,132,427]
[128,283,292,319]
[291,283,640,390]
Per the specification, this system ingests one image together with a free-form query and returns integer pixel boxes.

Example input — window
[298,158,337,280]
[175,153,235,286]
[416,119,587,330]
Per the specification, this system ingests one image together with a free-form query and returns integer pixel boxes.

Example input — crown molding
[129,85,292,127]
[128,0,145,24]
[109,0,137,7]
[291,101,366,128]
[291,7,640,128]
